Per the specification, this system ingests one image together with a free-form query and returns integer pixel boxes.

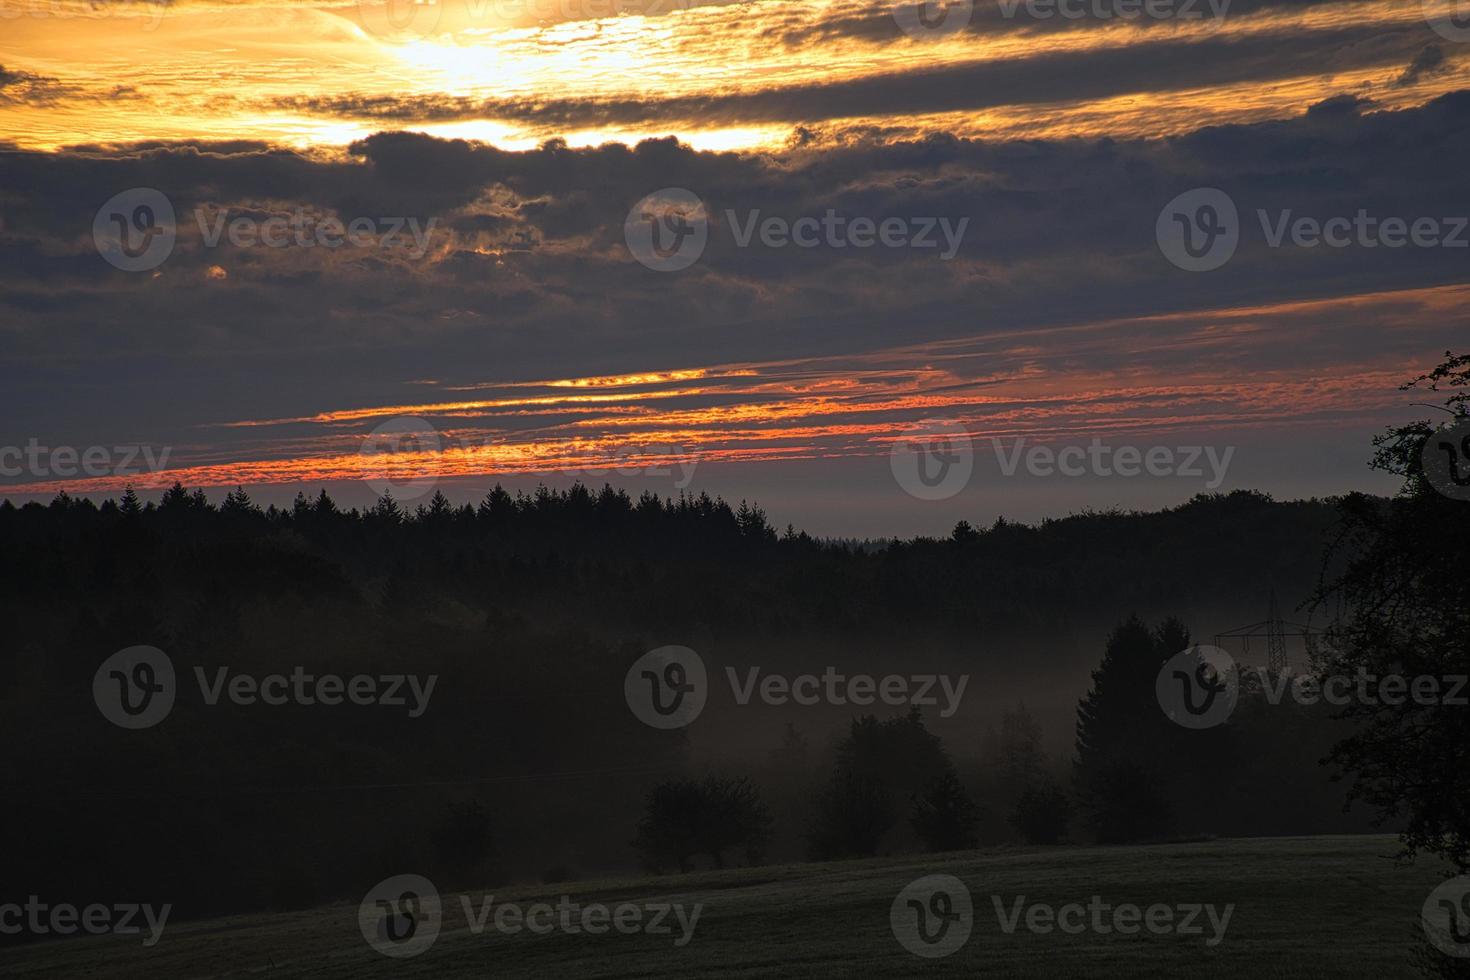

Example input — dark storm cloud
[775,0,1375,48]
[2,91,1470,458]
[1397,44,1450,87]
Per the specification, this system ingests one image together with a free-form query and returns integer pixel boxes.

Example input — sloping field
[2,835,1452,978]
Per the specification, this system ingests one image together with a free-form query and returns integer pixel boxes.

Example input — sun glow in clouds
[6,283,1466,497]
[0,0,1461,150]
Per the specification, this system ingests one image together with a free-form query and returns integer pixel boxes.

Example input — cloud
[2,89,1470,509]
[269,22,1444,132]
[0,65,74,105]
[1397,44,1449,87]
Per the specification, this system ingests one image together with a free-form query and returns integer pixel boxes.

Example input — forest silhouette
[0,482,1389,927]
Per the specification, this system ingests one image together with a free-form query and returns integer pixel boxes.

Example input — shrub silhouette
[911,771,981,852]
[633,775,772,872]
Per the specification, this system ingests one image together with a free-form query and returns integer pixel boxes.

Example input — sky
[2,0,1468,536]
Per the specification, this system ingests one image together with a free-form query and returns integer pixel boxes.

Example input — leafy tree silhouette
[1315,350,1470,873]
[808,709,965,858]
[1012,780,1074,844]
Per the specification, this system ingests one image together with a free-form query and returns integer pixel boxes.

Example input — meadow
[3,834,1450,978]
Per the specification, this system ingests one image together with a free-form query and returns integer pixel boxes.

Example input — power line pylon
[1215,588,1318,673]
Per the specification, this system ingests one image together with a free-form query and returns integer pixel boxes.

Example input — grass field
[3,835,1455,978]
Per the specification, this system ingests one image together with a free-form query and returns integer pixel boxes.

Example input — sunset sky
[3,0,1468,535]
